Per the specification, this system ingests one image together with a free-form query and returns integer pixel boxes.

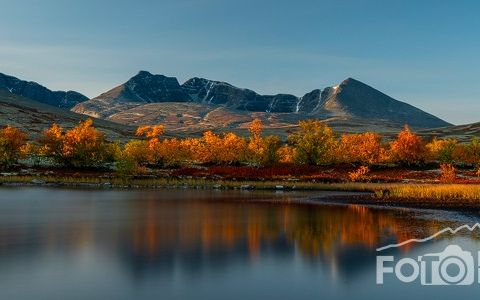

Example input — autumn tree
[135,125,165,139]
[181,137,204,163]
[116,140,150,175]
[135,124,165,165]
[121,140,151,165]
[199,131,223,164]
[461,137,480,165]
[339,132,385,165]
[277,145,295,164]
[389,125,426,165]
[247,119,264,164]
[40,123,64,160]
[0,125,27,168]
[156,138,188,167]
[260,135,282,166]
[426,138,458,163]
[288,120,337,165]
[40,119,116,167]
[220,132,247,164]
[246,119,282,166]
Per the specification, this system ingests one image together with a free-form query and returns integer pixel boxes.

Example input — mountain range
[70,71,450,135]
[0,89,132,141]
[2,70,475,141]
[0,72,88,109]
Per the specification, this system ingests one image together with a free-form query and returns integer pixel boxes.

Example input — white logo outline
[376,223,480,252]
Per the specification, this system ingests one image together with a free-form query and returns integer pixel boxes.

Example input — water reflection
[0,188,477,299]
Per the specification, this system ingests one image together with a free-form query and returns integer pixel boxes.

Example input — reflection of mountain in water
[0,190,457,281]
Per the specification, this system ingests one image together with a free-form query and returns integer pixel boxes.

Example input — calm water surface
[0,187,479,300]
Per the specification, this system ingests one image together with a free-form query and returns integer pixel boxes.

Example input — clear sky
[1,0,479,125]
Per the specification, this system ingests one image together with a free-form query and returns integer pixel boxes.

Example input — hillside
[419,122,480,142]
[72,71,451,133]
[309,78,450,128]
[0,72,88,109]
[0,89,134,141]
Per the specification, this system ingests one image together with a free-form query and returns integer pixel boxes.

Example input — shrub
[0,125,27,168]
[426,138,458,163]
[288,120,337,165]
[348,166,370,182]
[439,163,456,183]
[389,125,426,166]
[121,140,151,166]
[339,132,385,165]
[277,145,295,164]
[40,119,116,167]
[183,131,247,165]
[156,138,184,167]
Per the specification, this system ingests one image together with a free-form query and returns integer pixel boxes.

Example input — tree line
[1,118,480,174]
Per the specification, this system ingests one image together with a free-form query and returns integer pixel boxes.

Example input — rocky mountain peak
[0,72,88,109]
[118,71,191,103]
[71,71,451,129]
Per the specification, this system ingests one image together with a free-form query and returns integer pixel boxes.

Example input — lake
[0,187,479,299]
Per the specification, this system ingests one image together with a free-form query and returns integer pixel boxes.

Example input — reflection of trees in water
[0,197,454,278]
[115,200,450,278]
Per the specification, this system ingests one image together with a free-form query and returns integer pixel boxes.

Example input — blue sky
[1,0,479,125]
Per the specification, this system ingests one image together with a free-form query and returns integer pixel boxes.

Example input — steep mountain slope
[309,78,450,128]
[0,72,88,109]
[181,77,298,112]
[72,71,451,131]
[72,71,191,118]
[0,89,134,141]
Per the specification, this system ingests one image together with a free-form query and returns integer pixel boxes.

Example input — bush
[348,166,370,182]
[339,132,386,165]
[39,119,117,167]
[0,125,27,168]
[439,163,456,183]
[288,120,337,165]
[389,125,426,166]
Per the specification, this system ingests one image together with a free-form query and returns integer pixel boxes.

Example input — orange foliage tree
[339,132,385,165]
[389,125,426,165]
[134,124,165,164]
[246,119,282,166]
[277,145,295,164]
[0,125,28,168]
[40,119,116,167]
[189,131,246,164]
[247,119,264,163]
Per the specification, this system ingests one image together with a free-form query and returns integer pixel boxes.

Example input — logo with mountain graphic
[376,223,480,285]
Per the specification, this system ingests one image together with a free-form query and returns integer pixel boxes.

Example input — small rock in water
[31,179,46,184]
[240,185,254,190]
[1,172,18,176]
[275,185,284,190]
[213,184,222,189]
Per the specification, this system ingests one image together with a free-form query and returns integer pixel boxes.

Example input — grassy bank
[0,175,477,196]
[376,184,480,201]
[0,175,373,191]
[2,175,480,209]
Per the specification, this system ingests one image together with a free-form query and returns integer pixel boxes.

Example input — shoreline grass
[2,175,480,207]
[0,175,374,191]
[0,174,475,194]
